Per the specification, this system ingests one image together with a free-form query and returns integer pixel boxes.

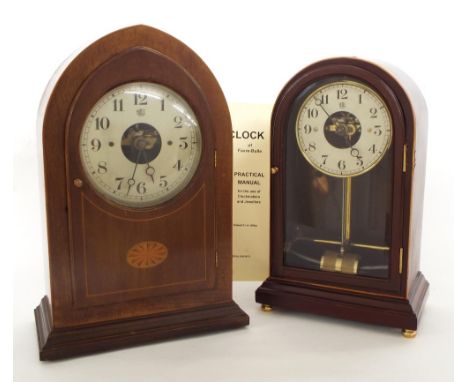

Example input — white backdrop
[5,0,465,381]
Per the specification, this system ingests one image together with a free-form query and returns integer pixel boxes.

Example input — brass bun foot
[261,304,273,312]
[402,329,417,338]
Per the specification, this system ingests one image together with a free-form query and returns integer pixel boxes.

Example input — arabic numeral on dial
[159,176,168,188]
[160,99,165,111]
[173,159,182,171]
[134,94,148,105]
[90,138,101,151]
[307,108,319,118]
[97,161,107,174]
[113,98,123,111]
[369,144,376,154]
[373,125,383,136]
[370,107,378,118]
[308,142,316,151]
[337,89,348,99]
[304,124,312,134]
[136,182,147,194]
[95,117,110,130]
[338,160,346,170]
[315,94,329,105]
[321,154,328,165]
[115,177,124,190]
[174,115,183,128]
[179,137,188,149]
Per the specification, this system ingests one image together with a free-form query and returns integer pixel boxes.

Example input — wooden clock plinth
[256,272,428,334]
[35,297,247,360]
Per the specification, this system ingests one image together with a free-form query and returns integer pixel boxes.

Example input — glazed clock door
[65,47,216,309]
[257,57,428,335]
[273,76,406,293]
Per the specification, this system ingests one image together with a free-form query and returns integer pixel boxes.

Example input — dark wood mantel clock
[34,25,248,360]
[256,57,429,337]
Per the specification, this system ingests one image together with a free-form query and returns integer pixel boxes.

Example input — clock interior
[284,78,394,279]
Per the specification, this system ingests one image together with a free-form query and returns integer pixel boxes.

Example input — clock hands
[142,149,155,183]
[127,148,143,195]
[124,123,161,194]
[314,97,330,117]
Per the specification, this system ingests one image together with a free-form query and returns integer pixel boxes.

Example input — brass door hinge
[215,251,218,267]
[214,150,217,168]
[399,248,404,274]
[402,144,407,173]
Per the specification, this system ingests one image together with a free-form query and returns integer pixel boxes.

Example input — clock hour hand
[141,149,155,183]
[145,165,155,183]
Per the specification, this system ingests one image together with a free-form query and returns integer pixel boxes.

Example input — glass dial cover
[79,82,202,208]
[295,80,392,178]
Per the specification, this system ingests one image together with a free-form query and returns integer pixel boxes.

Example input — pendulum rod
[340,177,352,254]
[312,176,389,252]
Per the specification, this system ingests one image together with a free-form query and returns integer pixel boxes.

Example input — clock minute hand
[127,148,143,195]
[314,97,330,117]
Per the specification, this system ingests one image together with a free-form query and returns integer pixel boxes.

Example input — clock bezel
[78,81,204,209]
[294,78,394,178]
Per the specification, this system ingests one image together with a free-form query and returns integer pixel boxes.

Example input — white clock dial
[79,82,202,207]
[295,80,392,177]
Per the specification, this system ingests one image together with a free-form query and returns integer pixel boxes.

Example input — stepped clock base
[35,296,249,360]
[255,272,428,334]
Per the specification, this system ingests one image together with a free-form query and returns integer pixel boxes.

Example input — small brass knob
[271,166,279,175]
[73,178,83,188]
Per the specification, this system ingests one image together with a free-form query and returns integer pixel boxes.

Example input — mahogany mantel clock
[34,25,248,360]
[256,57,429,337]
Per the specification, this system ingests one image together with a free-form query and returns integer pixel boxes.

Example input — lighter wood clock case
[34,25,248,360]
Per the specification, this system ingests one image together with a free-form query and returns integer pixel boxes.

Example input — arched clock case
[34,25,248,360]
[255,57,429,336]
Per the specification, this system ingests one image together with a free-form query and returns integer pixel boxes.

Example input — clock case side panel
[374,61,429,298]
[37,25,247,358]
[256,57,428,332]
[37,50,84,302]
